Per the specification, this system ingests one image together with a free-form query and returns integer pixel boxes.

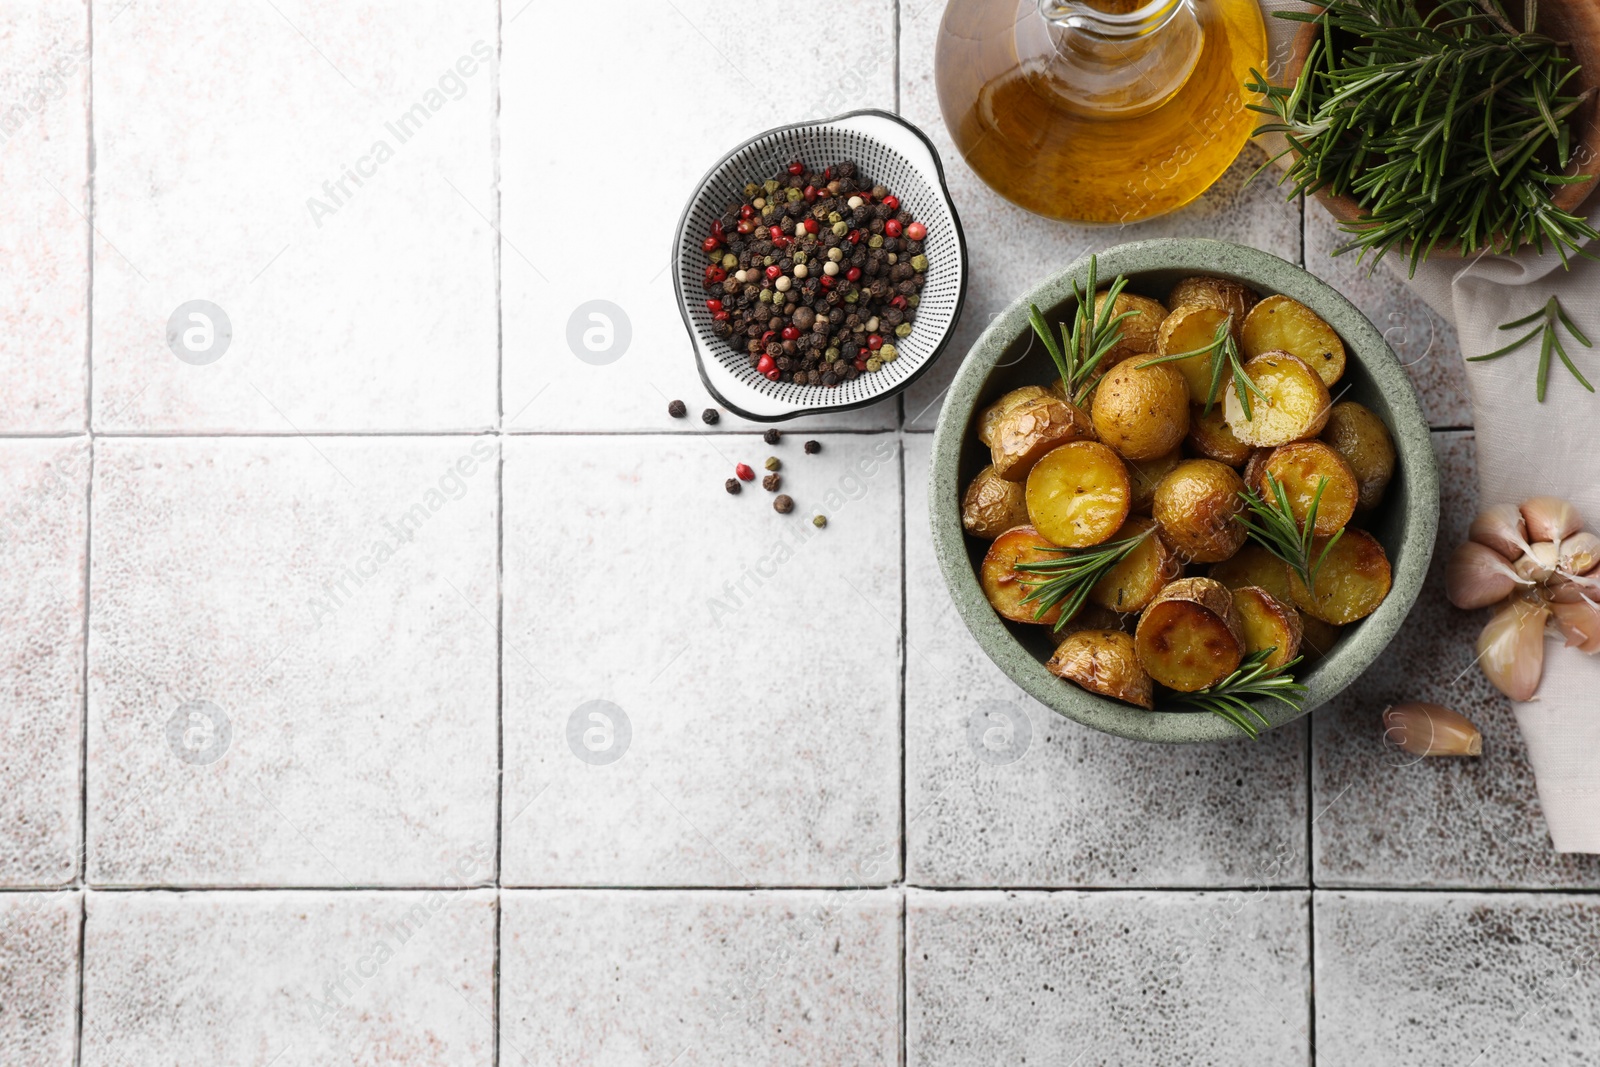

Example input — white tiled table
[2,3,1598,1065]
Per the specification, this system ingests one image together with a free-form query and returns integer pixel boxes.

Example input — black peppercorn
[762,473,781,492]
[804,440,821,454]
[668,399,687,418]
[763,429,781,445]
[725,478,741,494]
[774,494,794,513]
[702,408,720,425]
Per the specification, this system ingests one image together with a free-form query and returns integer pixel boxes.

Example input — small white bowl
[673,109,968,422]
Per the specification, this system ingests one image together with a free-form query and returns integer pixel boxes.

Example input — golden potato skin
[1186,403,1253,466]
[1088,516,1178,614]
[1231,585,1303,670]
[980,526,1068,626]
[1156,304,1231,403]
[1152,459,1248,564]
[1209,543,1294,603]
[1320,401,1396,511]
[978,385,1047,448]
[1260,441,1360,538]
[1288,528,1393,624]
[1224,351,1332,447]
[1047,629,1154,709]
[1093,290,1168,367]
[1135,577,1245,691]
[990,395,1096,481]
[1126,448,1182,515]
[1025,441,1132,548]
[1050,603,1133,641]
[962,465,1030,540]
[1090,358,1191,461]
[1241,294,1346,385]
[1299,615,1343,662]
[1167,275,1259,328]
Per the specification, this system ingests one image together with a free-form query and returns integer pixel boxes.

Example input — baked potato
[1088,516,1178,614]
[980,525,1069,626]
[1126,448,1182,515]
[1240,447,1272,495]
[1093,290,1167,367]
[1288,528,1392,624]
[1025,441,1131,548]
[1151,459,1248,563]
[1167,275,1259,328]
[991,395,1097,481]
[1241,295,1345,386]
[1224,351,1332,447]
[1320,401,1396,511]
[1050,603,1133,640]
[1047,629,1154,709]
[962,465,1030,540]
[1186,403,1253,466]
[1230,585,1303,670]
[1090,358,1191,461]
[978,385,1048,448]
[1208,543,1294,603]
[1155,304,1232,403]
[1299,615,1343,662]
[1134,577,1245,691]
[1259,441,1359,538]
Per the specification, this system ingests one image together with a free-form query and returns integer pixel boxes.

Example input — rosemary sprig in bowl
[1137,314,1265,419]
[1014,527,1154,632]
[1027,255,1135,406]
[1175,649,1309,740]
[1236,471,1345,590]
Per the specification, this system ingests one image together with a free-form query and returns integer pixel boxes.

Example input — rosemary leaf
[1014,528,1153,632]
[1174,649,1309,740]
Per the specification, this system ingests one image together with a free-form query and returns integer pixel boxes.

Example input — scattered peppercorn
[774,494,794,514]
[764,456,781,471]
[763,428,781,444]
[701,408,720,425]
[812,514,827,528]
[735,463,755,481]
[762,473,781,492]
[725,478,741,494]
[804,440,821,454]
[668,399,687,418]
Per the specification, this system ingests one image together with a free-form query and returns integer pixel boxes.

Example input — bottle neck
[1027,0,1203,117]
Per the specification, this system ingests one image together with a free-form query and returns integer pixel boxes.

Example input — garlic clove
[1469,502,1532,559]
[1521,496,1584,543]
[1558,530,1600,576]
[1512,541,1561,583]
[1445,541,1529,609]
[1550,598,1600,651]
[1477,597,1549,702]
[1382,702,1483,757]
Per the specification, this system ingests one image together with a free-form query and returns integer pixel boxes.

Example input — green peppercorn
[887,253,898,264]
[844,290,859,304]
[911,254,928,271]
[744,182,759,197]
[793,251,807,264]
[763,179,780,194]
[828,211,842,224]
[895,322,912,338]
[825,346,840,360]
[721,253,736,269]
[763,256,774,266]
[812,514,827,528]
[759,290,772,303]
[879,343,897,361]
[786,187,803,202]
[764,456,781,471]
[908,295,920,308]
[865,357,882,372]
[831,221,849,237]
[868,235,883,248]
[762,204,776,218]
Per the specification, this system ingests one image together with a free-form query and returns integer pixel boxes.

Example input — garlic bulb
[1469,502,1531,559]
[1476,597,1549,702]
[1522,496,1583,543]
[1383,702,1483,757]
[1445,541,1529,609]
[1558,531,1600,575]
[1512,541,1561,583]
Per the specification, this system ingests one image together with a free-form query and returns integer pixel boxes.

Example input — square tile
[1312,432,1600,887]
[499,0,899,433]
[1304,209,1472,428]
[0,0,88,432]
[0,891,80,1065]
[87,437,499,886]
[907,889,1311,1066]
[904,436,1309,887]
[0,439,89,886]
[500,888,900,1066]
[897,3,1304,431]
[1315,891,1600,1066]
[90,0,497,432]
[500,434,901,886]
[81,888,496,1066]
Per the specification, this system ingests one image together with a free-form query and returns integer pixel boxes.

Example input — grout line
[17,882,1600,894]
[64,427,902,439]
[492,8,505,1065]
[73,890,86,1067]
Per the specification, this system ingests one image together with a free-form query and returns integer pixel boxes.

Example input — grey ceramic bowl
[930,239,1440,743]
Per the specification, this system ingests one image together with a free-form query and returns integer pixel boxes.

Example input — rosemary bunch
[1176,649,1309,739]
[1236,472,1344,589]
[1138,315,1265,418]
[1015,527,1153,631]
[1246,0,1599,273]
[1028,255,1136,406]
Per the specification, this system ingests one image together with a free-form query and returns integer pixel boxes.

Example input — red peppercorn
[906,222,927,241]
[737,219,755,235]
[803,185,818,203]
[854,358,868,371]
[712,310,729,322]
[705,265,726,283]
[772,235,791,250]
[823,166,834,181]
[757,353,775,373]
[764,368,781,381]
[765,265,782,281]
[705,299,723,312]
[803,218,819,234]
[769,225,784,241]
[781,326,800,341]
[867,334,884,351]
[819,275,834,289]
[740,204,754,220]
[787,161,804,175]
[845,267,861,282]
[711,220,725,240]
[701,236,720,253]
[883,195,900,211]
[890,295,908,310]
[884,219,903,238]
[761,330,776,346]
[847,229,861,244]
[737,463,756,481]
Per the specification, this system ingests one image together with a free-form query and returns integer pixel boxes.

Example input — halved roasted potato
[962,464,1031,540]
[1050,603,1133,640]
[1152,459,1248,564]
[1208,543,1294,603]
[1025,441,1131,548]
[1155,304,1231,403]
[1240,447,1272,495]
[1126,448,1182,515]
[1320,401,1396,511]
[1259,441,1359,537]
[1241,294,1346,385]
[1224,351,1332,447]
[1298,615,1343,662]
[1093,290,1168,367]
[1186,403,1253,466]
[1047,629,1154,709]
[1134,577,1245,691]
[1088,516,1178,613]
[1288,528,1392,624]
[991,395,1096,481]
[1167,275,1259,328]
[978,385,1048,448]
[1090,358,1190,461]
[1231,585,1303,670]
[980,526,1068,626]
